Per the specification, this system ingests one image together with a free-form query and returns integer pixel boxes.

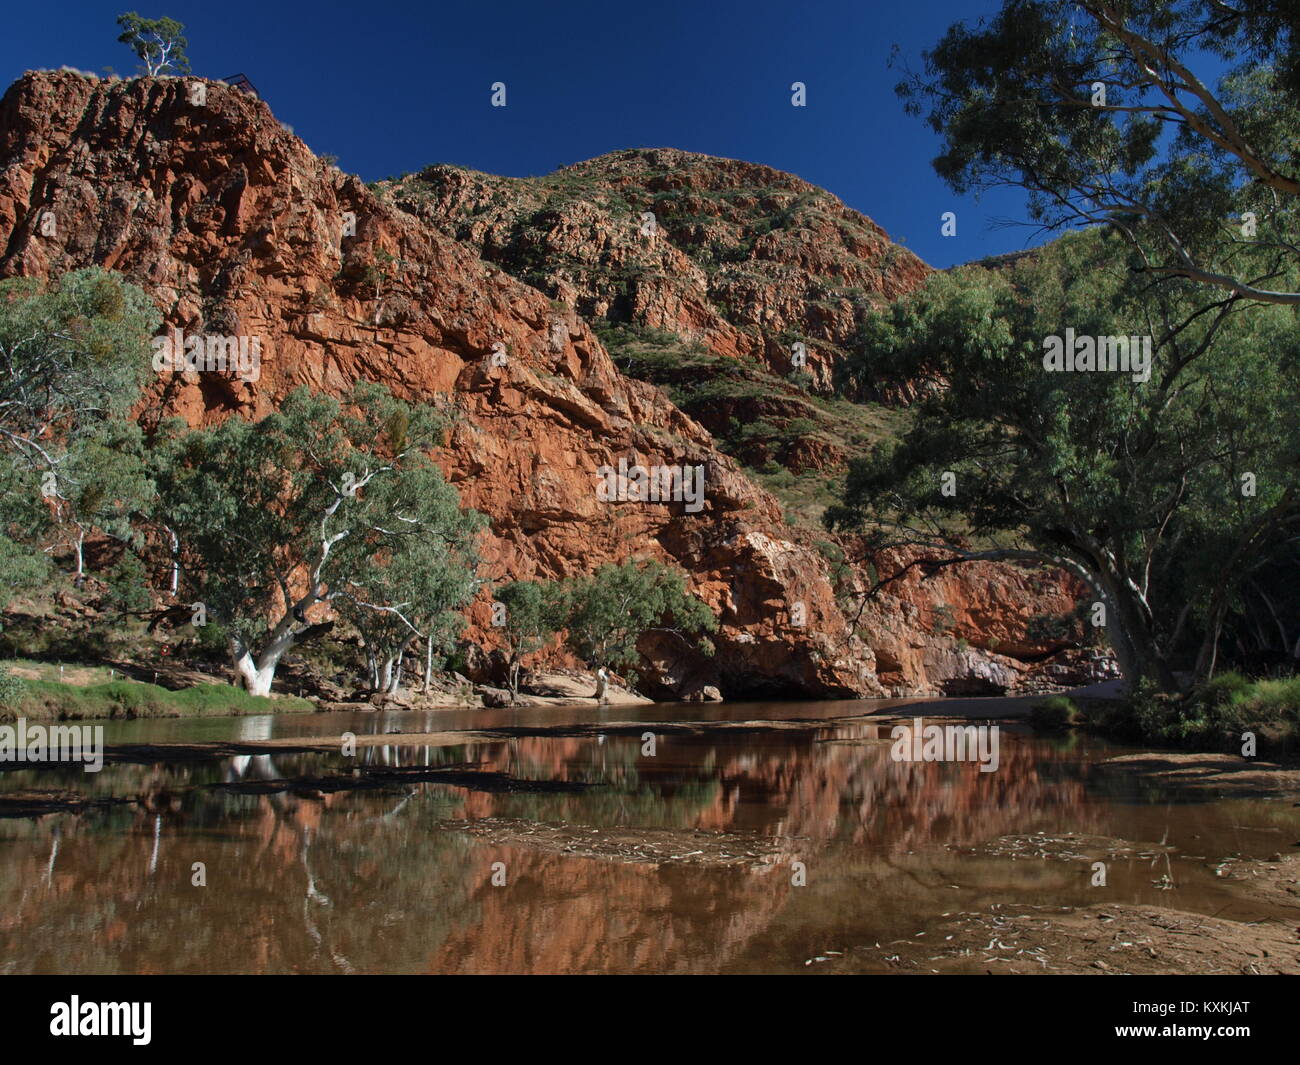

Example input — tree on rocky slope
[557,559,716,699]
[148,383,484,696]
[828,230,1300,693]
[115,13,190,77]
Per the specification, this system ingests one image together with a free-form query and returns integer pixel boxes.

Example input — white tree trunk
[385,636,415,694]
[166,526,179,595]
[229,625,300,698]
[231,645,277,697]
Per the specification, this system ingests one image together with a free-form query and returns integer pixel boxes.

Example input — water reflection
[0,710,1295,974]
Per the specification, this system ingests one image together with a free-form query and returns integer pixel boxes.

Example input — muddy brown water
[1,697,1296,974]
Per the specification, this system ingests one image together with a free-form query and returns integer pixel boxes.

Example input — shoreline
[823,849,1300,975]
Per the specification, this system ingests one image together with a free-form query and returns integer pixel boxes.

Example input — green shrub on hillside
[0,666,24,707]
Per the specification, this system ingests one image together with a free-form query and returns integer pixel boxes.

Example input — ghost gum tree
[0,269,157,597]
[115,12,190,77]
[840,0,1300,691]
[149,383,484,696]
[334,481,481,695]
[896,0,1300,302]
[831,230,1299,692]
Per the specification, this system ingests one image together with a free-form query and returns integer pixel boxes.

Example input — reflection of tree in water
[0,756,489,973]
[0,727,1108,973]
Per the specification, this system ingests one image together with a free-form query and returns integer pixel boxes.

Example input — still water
[1,700,1295,974]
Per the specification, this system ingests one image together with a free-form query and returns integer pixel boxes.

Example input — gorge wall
[0,70,1093,699]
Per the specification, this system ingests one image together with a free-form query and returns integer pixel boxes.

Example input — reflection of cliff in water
[446,726,1096,850]
[0,724,1102,974]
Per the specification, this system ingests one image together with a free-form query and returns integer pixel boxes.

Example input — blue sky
[4,0,1053,267]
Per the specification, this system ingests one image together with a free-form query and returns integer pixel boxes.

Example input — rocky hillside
[382,151,933,478]
[0,70,1094,699]
[382,149,930,395]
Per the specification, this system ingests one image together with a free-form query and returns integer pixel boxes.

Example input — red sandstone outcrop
[0,71,1094,698]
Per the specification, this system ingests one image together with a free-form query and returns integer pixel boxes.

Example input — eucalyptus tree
[831,230,1299,691]
[491,579,566,700]
[898,0,1300,303]
[560,559,716,698]
[150,383,484,696]
[0,268,156,596]
[115,12,190,76]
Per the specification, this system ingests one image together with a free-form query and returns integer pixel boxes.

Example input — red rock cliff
[0,71,1088,698]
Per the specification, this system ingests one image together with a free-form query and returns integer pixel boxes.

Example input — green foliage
[1105,672,1300,749]
[931,602,956,636]
[899,0,1300,306]
[1028,695,1080,731]
[1233,676,1300,718]
[105,551,152,614]
[193,618,229,658]
[0,269,156,448]
[442,646,470,676]
[493,579,566,694]
[149,383,484,686]
[48,419,153,576]
[0,666,24,707]
[115,12,190,76]
[1196,670,1255,712]
[0,530,49,613]
[558,559,716,677]
[885,1,1300,690]
[828,229,1300,689]
[592,323,716,384]
[0,268,156,594]
[334,449,480,689]
[1026,600,1098,647]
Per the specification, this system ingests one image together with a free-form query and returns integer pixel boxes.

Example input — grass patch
[749,465,843,527]
[0,676,314,722]
[2,658,121,685]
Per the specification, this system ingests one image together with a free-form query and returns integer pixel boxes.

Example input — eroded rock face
[384,148,932,401]
[0,71,1089,698]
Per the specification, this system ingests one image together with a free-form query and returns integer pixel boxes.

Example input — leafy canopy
[148,383,484,654]
[829,228,1300,683]
[898,0,1300,304]
[116,12,190,76]
[560,558,716,675]
[0,268,156,599]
